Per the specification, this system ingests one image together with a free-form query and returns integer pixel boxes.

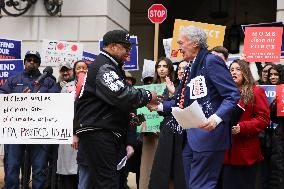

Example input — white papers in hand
[172,100,207,129]
[117,156,127,170]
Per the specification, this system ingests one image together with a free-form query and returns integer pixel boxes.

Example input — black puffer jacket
[75,50,151,136]
[270,101,284,189]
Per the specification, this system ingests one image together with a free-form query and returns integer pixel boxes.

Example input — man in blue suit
[148,26,240,188]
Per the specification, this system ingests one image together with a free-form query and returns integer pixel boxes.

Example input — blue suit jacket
[164,53,240,152]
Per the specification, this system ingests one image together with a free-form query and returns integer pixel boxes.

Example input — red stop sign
[148,4,167,24]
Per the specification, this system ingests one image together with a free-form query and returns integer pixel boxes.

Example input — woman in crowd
[57,60,89,189]
[148,60,187,189]
[258,63,274,85]
[267,64,284,189]
[139,57,175,189]
[222,59,270,189]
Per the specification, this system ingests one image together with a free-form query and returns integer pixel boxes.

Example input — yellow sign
[171,19,226,61]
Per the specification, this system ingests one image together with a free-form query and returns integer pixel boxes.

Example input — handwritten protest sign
[42,40,83,67]
[0,59,24,86]
[0,38,21,60]
[0,93,74,144]
[135,84,165,133]
[244,27,283,62]
[171,19,226,61]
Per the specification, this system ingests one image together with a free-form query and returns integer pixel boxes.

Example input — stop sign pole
[148,4,167,61]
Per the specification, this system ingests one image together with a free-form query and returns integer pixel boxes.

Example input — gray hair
[179,26,208,49]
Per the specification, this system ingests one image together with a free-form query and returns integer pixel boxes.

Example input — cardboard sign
[171,19,226,61]
[135,84,165,133]
[244,27,283,62]
[99,36,139,71]
[276,84,284,116]
[0,59,24,86]
[0,38,21,59]
[42,40,83,67]
[0,93,74,144]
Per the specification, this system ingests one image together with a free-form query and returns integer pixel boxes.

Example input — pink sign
[244,27,283,62]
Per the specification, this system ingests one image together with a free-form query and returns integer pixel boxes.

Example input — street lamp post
[0,0,63,18]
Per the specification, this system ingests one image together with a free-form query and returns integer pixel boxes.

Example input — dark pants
[183,141,225,189]
[222,163,257,189]
[57,174,78,189]
[79,131,121,189]
[4,144,50,189]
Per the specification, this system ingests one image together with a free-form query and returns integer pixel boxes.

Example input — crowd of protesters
[0,27,284,189]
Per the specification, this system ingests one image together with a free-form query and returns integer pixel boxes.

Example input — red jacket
[224,86,270,165]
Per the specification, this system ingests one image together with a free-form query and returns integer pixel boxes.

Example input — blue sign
[99,36,139,71]
[83,51,97,63]
[259,85,276,105]
[0,38,21,59]
[241,22,284,60]
[0,59,24,86]
[259,85,277,129]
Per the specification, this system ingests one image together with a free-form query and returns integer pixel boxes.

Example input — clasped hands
[146,91,161,112]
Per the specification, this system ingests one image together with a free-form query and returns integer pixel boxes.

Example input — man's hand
[60,81,67,88]
[126,145,134,159]
[146,103,158,112]
[71,135,79,150]
[149,91,159,105]
[232,124,240,135]
[198,116,217,131]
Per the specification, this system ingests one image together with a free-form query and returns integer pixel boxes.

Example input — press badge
[188,76,207,99]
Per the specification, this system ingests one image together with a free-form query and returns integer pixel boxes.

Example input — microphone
[34,66,53,86]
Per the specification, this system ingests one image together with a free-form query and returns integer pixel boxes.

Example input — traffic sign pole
[154,23,159,61]
[147,4,167,61]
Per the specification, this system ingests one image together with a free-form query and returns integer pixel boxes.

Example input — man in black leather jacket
[75,30,158,189]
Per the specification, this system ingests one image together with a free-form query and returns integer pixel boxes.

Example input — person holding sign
[74,30,159,189]
[149,26,240,189]
[0,51,60,189]
[149,59,187,189]
[139,57,175,189]
[222,59,270,189]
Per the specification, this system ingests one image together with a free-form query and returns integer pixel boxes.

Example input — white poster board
[42,39,83,67]
[0,93,74,144]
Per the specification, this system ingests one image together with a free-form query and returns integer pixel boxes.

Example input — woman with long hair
[139,57,176,189]
[222,59,270,189]
[148,59,187,189]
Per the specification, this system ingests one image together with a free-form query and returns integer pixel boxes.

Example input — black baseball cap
[103,30,136,46]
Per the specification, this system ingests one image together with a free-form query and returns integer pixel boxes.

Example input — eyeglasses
[26,57,39,64]
[262,70,269,73]
[118,43,132,52]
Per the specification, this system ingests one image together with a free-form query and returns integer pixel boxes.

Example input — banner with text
[42,40,83,67]
[0,38,21,59]
[0,59,24,86]
[99,36,139,71]
[135,84,165,133]
[241,22,284,60]
[171,19,226,61]
[0,93,74,144]
[244,27,283,62]
[83,51,97,63]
